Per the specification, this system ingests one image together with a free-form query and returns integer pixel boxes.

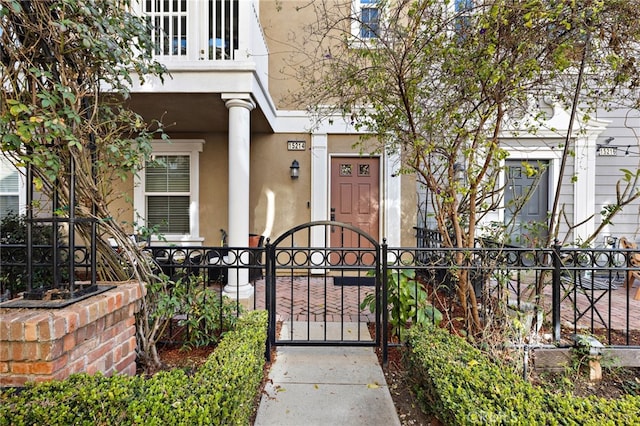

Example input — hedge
[405,325,640,425]
[0,310,268,426]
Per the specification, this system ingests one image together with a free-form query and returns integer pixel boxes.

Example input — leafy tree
[0,0,168,368]
[286,0,640,334]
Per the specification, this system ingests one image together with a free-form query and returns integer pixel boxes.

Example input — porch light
[290,160,300,179]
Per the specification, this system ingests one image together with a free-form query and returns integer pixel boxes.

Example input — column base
[222,284,255,310]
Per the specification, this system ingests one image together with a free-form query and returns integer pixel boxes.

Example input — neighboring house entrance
[330,157,380,249]
[504,160,549,246]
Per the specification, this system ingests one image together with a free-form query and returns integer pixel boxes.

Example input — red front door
[330,157,380,250]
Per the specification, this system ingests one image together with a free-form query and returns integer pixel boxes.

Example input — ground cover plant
[0,310,268,426]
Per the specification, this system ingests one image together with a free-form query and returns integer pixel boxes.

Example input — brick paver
[542,280,640,333]
[254,276,376,323]
[251,274,639,343]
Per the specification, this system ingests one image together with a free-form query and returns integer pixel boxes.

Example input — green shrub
[137,273,243,370]
[405,325,640,425]
[175,283,242,350]
[0,310,268,426]
[361,268,442,339]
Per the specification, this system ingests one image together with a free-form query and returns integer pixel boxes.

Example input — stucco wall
[250,133,312,241]
[107,130,417,247]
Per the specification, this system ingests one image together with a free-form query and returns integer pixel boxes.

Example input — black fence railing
[2,240,639,348]
[0,244,95,302]
[129,245,266,346]
[390,245,640,345]
[413,228,640,346]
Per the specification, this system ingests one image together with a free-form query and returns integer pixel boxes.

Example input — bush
[0,310,268,425]
[405,325,640,425]
[361,268,442,339]
[175,283,242,350]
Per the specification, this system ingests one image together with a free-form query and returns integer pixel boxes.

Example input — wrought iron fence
[0,243,95,303]
[2,239,639,348]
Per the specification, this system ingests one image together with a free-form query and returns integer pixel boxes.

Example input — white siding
[592,107,640,244]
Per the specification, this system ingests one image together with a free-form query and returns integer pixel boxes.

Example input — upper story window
[0,157,25,221]
[134,140,204,246]
[360,0,379,39]
[354,0,380,40]
[454,0,474,33]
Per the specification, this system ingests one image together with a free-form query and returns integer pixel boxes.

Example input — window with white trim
[353,0,380,40]
[134,140,203,245]
[0,157,24,220]
[145,154,190,234]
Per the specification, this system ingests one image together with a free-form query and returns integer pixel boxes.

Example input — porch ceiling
[126,93,272,134]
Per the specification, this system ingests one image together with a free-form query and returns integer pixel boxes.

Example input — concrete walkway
[254,323,400,426]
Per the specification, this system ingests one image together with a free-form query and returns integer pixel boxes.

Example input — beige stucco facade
[120,0,419,259]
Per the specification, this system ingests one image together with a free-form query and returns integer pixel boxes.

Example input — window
[354,0,379,40]
[134,140,204,245]
[454,0,473,33]
[360,0,379,39]
[0,157,24,220]
[145,155,190,234]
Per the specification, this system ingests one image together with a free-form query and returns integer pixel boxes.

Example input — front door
[504,160,549,246]
[330,157,380,248]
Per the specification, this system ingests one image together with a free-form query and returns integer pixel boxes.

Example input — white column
[310,134,328,274]
[222,95,255,301]
[573,135,595,242]
[310,134,328,237]
[572,117,607,243]
[385,151,402,247]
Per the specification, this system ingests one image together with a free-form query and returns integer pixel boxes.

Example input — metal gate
[266,221,384,354]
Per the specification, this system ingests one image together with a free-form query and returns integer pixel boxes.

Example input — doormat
[333,276,375,286]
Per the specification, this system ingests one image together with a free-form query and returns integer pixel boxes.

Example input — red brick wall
[0,282,143,387]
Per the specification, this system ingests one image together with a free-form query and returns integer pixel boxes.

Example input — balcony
[130,0,274,133]
[137,0,267,64]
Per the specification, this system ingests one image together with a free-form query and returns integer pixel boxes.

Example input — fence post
[381,240,388,367]
[552,241,562,343]
[265,239,274,361]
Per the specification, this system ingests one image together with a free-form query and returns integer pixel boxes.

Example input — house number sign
[287,141,306,151]
[598,146,617,157]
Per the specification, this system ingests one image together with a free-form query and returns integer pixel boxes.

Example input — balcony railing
[137,0,268,64]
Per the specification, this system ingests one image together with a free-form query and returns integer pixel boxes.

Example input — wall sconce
[290,160,300,179]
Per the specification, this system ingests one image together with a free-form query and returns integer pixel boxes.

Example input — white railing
[134,0,270,97]
[246,1,269,72]
[137,0,255,62]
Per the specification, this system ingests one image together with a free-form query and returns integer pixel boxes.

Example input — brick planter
[0,282,144,387]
